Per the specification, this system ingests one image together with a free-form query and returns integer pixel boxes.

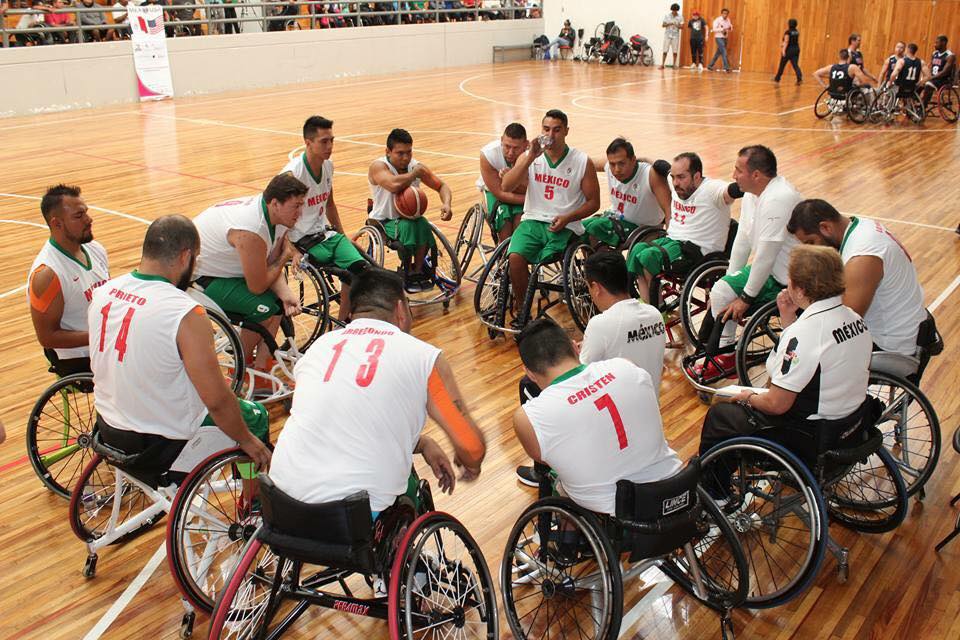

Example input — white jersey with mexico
[88,271,207,439]
[369,157,421,221]
[523,359,683,515]
[523,146,589,235]
[193,195,289,279]
[767,296,872,420]
[604,161,663,227]
[28,239,110,360]
[270,317,441,512]
[282,154,335,243]
[667,178,731,255]
[736,175,802,284]
[475,140,510,191]
[579,299,666,394]
[840,217,926,355]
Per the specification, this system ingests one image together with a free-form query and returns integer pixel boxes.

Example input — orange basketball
[394,186,429,219]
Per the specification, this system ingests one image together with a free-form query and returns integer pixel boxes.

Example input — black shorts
[926,76,952,89]
[97,417,189,488]
[44,349,91,378]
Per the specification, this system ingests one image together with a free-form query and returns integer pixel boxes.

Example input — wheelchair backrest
[722,219,739,257]
[257,475,376,572]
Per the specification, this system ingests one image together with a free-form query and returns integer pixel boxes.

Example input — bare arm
[814,64,832,87]
[842,255,883,318]
[781,33,788,55]
[480,155,525,206]
[933,53,957,81]
[512,406,542,461]
[325,189,346,235]
[229,229,288,295]
[649,167,672,219]
[739,385,796,416]
[426,355,486,477]
[501,146,538,193]
[178,308,272,467]
[368,161,421,194]
[29,267,88,350]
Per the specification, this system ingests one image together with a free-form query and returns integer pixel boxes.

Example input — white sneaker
[698,63,703,71]
[373,577,388,598]
[688,64,696,69]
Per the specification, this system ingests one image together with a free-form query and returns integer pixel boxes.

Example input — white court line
[776,105,812,116]
[575,94,747,113]
[0,192,151,225]
[82,543,166,640]
[618,571,675,639]
[558,77,670,96]
[840,211,956,233]
[0,219,46,299]
[572,96,747,119]
[929,274,960,312]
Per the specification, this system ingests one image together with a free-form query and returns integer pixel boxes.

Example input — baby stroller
[622,34,655,66]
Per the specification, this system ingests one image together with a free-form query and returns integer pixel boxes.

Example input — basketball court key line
[81,543,167,640]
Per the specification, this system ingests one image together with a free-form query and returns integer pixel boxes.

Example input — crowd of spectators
[0,0,540,45]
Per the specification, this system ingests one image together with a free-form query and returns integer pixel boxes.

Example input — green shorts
[382,217,436,257]
[484,191,524,233]
[581,214,638,248]
[303,232,367,272]
[201,277,280,323]
[627,237,684,276]
[720,264,784,304]
[200,398,270,479]
[508,219,575,264]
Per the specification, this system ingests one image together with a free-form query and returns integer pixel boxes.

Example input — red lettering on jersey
[533,173,571,189]
[566,372,618,405]
[109,287,148,306]
[875,221,912,262]
[307,192,330,208]
[83,279,107,302]
[610,187,638,205]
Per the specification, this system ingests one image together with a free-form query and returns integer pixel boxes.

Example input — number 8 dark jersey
[829,63,853,95]
[931,48,953,76]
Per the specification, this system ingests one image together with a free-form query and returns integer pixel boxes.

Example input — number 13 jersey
[523,145,589,234]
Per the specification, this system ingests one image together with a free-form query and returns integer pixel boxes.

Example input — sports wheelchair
[814,86,871,123]
[584,21,624,65]
[501,459,748,640]
[354,216,461,309]
[925,81,960,122]
[735,303,943,500]
[206,474,498,639]
[699,401,909,608]
[869,83,925,124]
[70,424,268,637]
[454,195,505,285]
[621,34,654,66]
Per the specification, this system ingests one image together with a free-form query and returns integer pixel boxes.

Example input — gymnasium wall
[0,18,543,117]
[541,0,674,59]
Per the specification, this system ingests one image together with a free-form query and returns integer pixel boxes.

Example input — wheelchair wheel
[455,203,484,278]
[617,45,631,65]
[938,85,960,122]
[680,260,728,351]
[823,446,908,533]
[474,239,516,337]
[562,241,596,333]
[26,373,96,499]
[69,454,165,544]
[658,487,750,611]
[869,87,896,123]
[868,371,940,498]
[700,438,829,608]
[814,89,832,119]
[355,224,386,266]
[641,45,654,66]
[411,222,462,307]
[735,300,781,388]
[288,261,331,352]
[206,307,244,396]
[847,89,869,123]
[501,497,622,640]
[167,448,261,612]
[389,512,498,640]
[904,93,926,123]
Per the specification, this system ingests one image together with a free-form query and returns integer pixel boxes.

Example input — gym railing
[0,1,540,47]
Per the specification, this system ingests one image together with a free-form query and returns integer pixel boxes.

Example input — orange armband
[29,266,61,314]
[428,369,484,463]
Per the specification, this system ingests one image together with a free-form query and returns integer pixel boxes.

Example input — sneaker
[688,63,696,69]
[516,465,542,487]
[373,577,388,598]
[404,277,423,294]
[698,63,703,71]
[688,352,737,380]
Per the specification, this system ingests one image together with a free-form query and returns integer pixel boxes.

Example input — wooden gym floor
[1,61,959,640]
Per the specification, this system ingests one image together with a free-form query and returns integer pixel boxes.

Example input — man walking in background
[688,9,708,71]
[661,3,683,69]
[707,7,733,72]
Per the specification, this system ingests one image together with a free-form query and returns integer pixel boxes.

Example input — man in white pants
[661,3,684,69]
[697,145,801,378]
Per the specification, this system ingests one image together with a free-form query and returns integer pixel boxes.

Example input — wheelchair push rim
[288,260,331,352]
[562,241,597,333]
[474,238,519,336]
[822,446,909,533]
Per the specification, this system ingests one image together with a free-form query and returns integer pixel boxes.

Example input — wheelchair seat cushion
[257,475,376,573]
[94,416,188,488]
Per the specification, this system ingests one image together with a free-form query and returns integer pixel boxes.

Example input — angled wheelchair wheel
[867,371,940,498]
[501,497,622,640]
[206,308,244,396]
[823,446,908,533]
[869,87,896,123]
[389,512,498,640]
[474,239,516,337]
[355,224,386,267]
[700,438,829,608]
[659,487,750,611]
[27,372,96,499]
[288,261,330,352]
[735,300,781,388]
[680,260,728,351]
[410,222,462,308]
[455,203,485,279]
[938,85,960,122]
[904,93,926,123]
[69,454,165,544]
[847,89,869,123]
[167,448,261,612]
[563,241,597,333]
[814,89,832,118]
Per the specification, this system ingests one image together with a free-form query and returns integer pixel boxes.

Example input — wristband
[739,291,756,304]
[727,182,745,199]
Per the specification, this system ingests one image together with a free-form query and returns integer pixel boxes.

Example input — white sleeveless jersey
[476,139,510,191]
[737,175,802,284]
[369,157,421,221]
[282,153,335,242]
[270,317,441,512]
[522,359,683,515]
[88,272,207,439]
[193,195,289,279]
[667,178,732,255]
[523,146,589,235]
[28,240,110,359]
[840,217,926,355]
[604,161,664,227]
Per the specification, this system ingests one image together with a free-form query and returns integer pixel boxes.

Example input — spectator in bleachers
[166,0,200,36]
[222,0,239,33]
[78,0,110,40]
[267,0,298,31]
[45,0,77,43]
[110,0,131,38]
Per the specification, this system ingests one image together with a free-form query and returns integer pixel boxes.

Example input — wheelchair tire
[658,487,750,611]
[617,45,631,65]
[355,224,386,266]
[500,497,622,640]
[26,372,96,499]
[814,89,832,119]
[938,85,960,122]
[167,448,261,612]
[847,89,869,123]
[735,300,781,388]
[389,512,498,640]
[562,241,597,332]
[700,437,829,608]
[69,454,165,544]
[680,260,729,351]
[415,221,462,307]
[868,371,940,498]
[288,261,331,352]
[823,445,908,533]
[641,45,654,66]
[206,307,245,396]
[455,203,484,278]
[474,238,515,336]
[904,93,926,123]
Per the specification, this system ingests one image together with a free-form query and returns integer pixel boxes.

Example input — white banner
[128,4,174,102]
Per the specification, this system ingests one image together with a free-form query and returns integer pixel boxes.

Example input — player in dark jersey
[892,44,925,95]
[847,33,878,85]
[922,35,957,107]
[878,41,906,87]
[814,49,866,97]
